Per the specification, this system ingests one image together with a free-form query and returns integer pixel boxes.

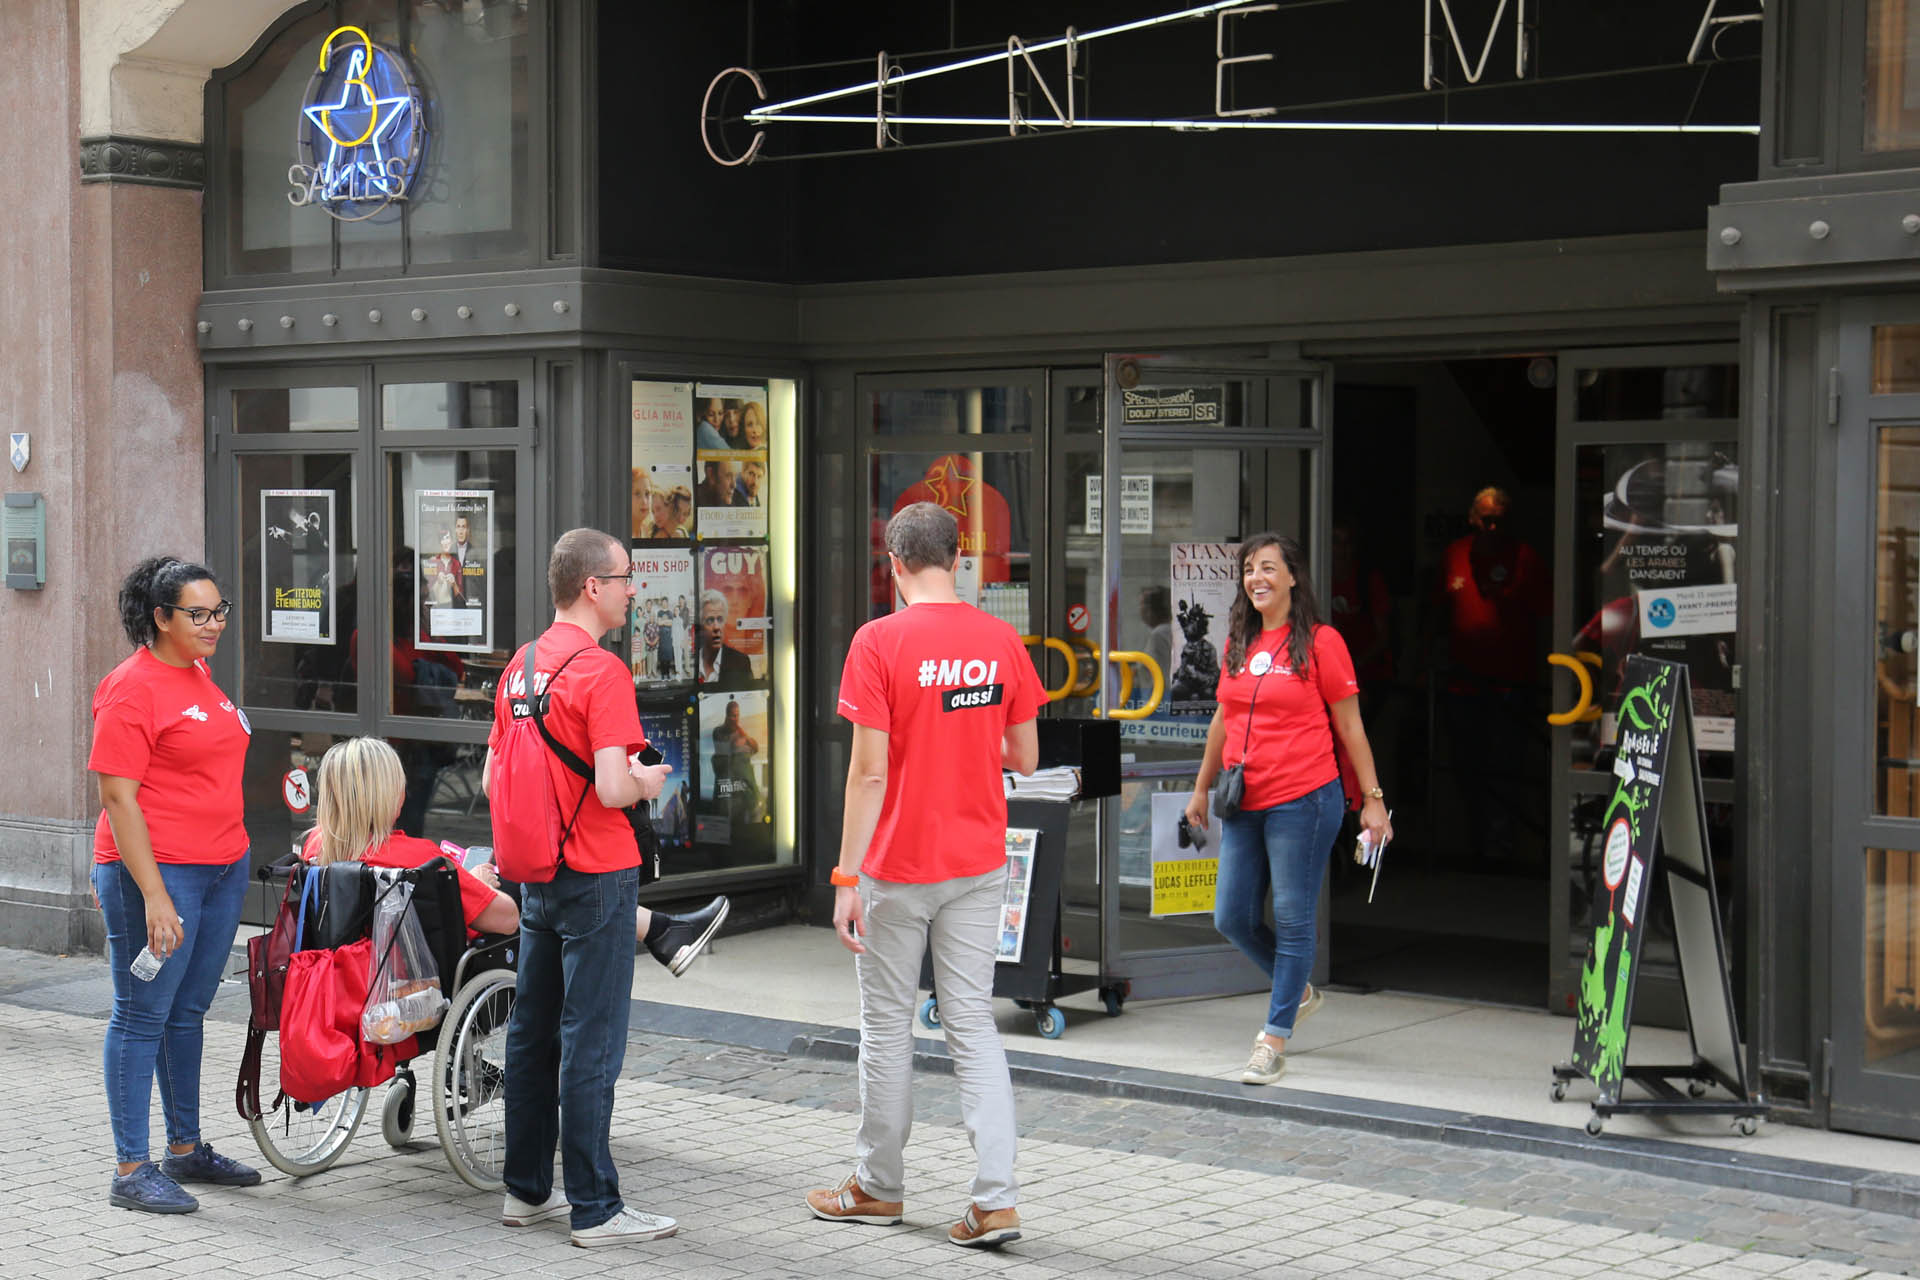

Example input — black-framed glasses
[589,568,637,586]
[161,600,234,625]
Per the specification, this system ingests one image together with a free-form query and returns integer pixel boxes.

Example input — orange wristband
[829,867,860,887]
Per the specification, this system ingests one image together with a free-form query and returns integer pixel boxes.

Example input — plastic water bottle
[130,946,166,982]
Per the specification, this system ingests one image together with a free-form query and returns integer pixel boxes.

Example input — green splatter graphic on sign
[1579,913,1615,1032]
[1595,944,1633,1083]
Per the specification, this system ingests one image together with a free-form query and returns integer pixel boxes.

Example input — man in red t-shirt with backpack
[483,529,726,1249]
[805,503,1044,1250]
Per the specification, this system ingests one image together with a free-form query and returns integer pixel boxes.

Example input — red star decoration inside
[922,454,978,518]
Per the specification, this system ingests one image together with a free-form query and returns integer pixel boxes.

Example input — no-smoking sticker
[283,767,312,814]
[1066,604,1089,634]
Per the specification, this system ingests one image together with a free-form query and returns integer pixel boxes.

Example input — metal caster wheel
[1102,987,1125,1018]
[1736,1115,1760,1137]
[1034,1005,1065,1039]
[918,997,941,1031]
[1550,1080,1568,1102]
[381,1074,415,1148]
[1585,1115,1605,1137]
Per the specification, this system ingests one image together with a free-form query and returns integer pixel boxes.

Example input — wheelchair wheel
[434,966,516,1191]
[248,1032,369,1177]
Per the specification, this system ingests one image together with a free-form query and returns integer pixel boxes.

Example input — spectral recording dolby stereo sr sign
[288,25,427,221]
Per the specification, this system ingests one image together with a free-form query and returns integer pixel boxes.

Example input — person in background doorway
[91,557,260,1213]
[1432,486,1550,864]
[1184,534,1390,1087]
[1140,585,1174,690]
[808,502,1044,1248]
[1328,523,1392,688]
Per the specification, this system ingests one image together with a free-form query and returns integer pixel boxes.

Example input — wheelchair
[243,858,518,1190]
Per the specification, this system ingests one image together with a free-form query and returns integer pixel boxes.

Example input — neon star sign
[288,25,426,221]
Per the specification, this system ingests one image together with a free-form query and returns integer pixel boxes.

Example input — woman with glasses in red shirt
[91,557,260,1213]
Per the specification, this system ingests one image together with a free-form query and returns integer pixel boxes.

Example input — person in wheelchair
[300,737,520,938]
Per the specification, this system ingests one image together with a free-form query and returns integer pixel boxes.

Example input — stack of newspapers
[1004,766,1080,801]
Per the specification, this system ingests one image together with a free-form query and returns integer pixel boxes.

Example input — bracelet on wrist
[1364,787,1385,801]
[829,867,860,888]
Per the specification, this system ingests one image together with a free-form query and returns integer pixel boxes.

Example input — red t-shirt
[300,829,496,932]
[1215,625,1358,810]
[1438,533,1549,686]
[89,649,251,865]
[837,601,1045,883]
[487,623,646,874]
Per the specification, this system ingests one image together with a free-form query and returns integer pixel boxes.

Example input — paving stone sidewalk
[5,949,1918,1279]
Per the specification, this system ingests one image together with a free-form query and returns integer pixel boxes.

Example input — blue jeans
[503,864,638,1230]
[93,856,249,1164]
[1214,780,1345,1039]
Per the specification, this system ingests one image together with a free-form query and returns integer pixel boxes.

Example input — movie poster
[696,544,770,685]
[260,488,335,645]
[631,381,694,541]
[628,548,696,685]
[697,689,769,842]
[414,489,493,654]
[636,698,695,851]
[1582,447,1739,752]
[693,382,769,540]
[996,828,1039,964]
[1166,542,1242,711]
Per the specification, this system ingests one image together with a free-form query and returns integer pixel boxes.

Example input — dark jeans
[1213,780,1345,1039]
[93,856,249,1163]
[503,864,638,1230]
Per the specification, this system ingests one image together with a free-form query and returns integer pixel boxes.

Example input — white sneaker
[571,1206,679,1247]
[502,1187,570,1227]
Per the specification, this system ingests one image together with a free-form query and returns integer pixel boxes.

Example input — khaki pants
[853,864,1018,1210]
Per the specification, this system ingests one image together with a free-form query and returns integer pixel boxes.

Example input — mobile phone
[636,745,663,766]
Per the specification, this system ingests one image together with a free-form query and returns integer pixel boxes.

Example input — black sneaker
[110,1162,198,1214]
[645,896,730,977]
[160,1141,262,1187]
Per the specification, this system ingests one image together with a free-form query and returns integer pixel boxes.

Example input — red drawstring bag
[278,937,417,1103]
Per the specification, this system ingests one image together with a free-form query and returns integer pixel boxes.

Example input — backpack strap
[520,639,596,868]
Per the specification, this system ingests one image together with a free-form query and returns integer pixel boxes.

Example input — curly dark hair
[118,556,218,648]
[1224,533,1324,680]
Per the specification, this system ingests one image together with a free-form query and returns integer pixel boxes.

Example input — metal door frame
[1831,299,1920,1139]
[1097,353,1332,996]
[1549,343,1742,1022]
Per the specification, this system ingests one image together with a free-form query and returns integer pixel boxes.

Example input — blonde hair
[742,400,767,445]
[313,737,406,866]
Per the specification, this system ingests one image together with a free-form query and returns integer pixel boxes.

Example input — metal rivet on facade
[411,308,427,322]
[1809,219,1831,240]
[279,315,295,329]
[368,309,383,323]
[195,320,212,335]
[322,313,339,327]
[551,299,570,314]
[237,318,253,332]
[1718,226,1741,246]
[1904,215,1920,236]
[503,302,520,317]
[456,304,473,320]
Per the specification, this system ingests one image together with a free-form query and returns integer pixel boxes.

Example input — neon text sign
[288,26,426,220]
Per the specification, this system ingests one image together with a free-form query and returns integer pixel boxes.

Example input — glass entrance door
[1548,345,1741,1024]
[1091,354,1329,1000]
[1832,306,1920,1140]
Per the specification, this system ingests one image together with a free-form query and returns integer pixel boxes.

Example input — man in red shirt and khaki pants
[807,502,1044,1249]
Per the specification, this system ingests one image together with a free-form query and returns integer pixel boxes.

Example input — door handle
[1021,635,1079,701]
[1546,651,1603,725]
[1102,650,1165,720]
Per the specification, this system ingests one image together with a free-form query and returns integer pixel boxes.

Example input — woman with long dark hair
[1184,533,1391,1085]
[91,556,259,1211]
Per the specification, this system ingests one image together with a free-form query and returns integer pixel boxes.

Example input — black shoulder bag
[525,644,662,883]
[1212,660,1270,818]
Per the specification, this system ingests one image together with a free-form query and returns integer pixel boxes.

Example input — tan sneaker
[1296,983,1325,1027]
[949,1203,1022,1249]
[1242,1039,1286,1085]
[806,1173,903,1226]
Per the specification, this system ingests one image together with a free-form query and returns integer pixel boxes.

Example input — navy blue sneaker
[109,1162,198,1214]
[160,1142,262,1187]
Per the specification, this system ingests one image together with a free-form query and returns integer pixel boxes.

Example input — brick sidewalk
[4,951,1915,1279]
